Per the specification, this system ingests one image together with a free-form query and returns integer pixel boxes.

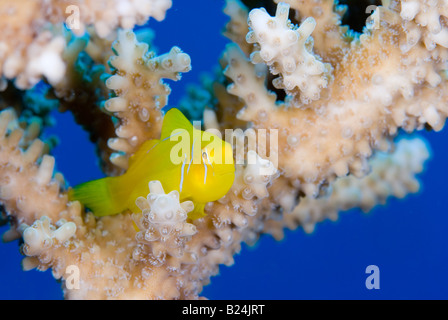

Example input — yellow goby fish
[69,108,235,219]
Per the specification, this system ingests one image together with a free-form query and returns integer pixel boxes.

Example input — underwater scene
[0,0,448,299]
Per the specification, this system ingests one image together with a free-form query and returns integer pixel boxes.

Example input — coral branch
[222,2,448,198]
[0,0,172,88]
[247,3,333,104]
[104,30,191,170]
[264,138,430,237]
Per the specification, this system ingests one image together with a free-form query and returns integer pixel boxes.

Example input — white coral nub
[247,2,332,104]
[132,181,197,263]
[21,216,76,257]
[400,0,448,49]
[133,181,196,246]
[243,150,278,199]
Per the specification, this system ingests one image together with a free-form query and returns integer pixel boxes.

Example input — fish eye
[202,148,215,165]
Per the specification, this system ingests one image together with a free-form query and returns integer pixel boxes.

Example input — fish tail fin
[69,177,128,217]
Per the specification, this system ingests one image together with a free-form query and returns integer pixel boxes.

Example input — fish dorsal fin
[160,108,193,141]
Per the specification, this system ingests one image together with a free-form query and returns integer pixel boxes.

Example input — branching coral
[0,0,446,299]
[247,3,334,104]
[221,0,448,200]
[104,30,191,170]
[0,0,172,89]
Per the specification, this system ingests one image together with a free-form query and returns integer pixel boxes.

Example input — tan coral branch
[0,0,172,89]
[104,30,191,170]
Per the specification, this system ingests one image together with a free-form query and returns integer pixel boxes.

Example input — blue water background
[1,0,447,299]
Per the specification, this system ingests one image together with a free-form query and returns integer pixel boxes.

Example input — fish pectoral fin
[188,203,206,220]
[132,219,140,232]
